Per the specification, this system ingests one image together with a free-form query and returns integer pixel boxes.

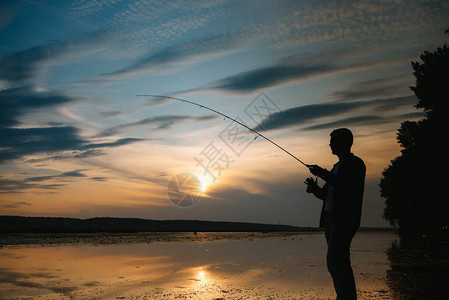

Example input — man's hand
[308,165,327,178]
[304,177,319,193]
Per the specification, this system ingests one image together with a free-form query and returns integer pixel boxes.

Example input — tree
[380,33,449,239]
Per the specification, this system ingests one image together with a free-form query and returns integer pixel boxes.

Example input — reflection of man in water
[305,128,365,300]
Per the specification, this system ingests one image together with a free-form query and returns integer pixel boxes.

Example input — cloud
[0,30,151,164]
[0,31,110,87]
[252,95,417,132]
[98,114,218,137]
[70,0,231,58]
[0,85,145,164]
[2,201,32,208]
[253,102,359,131]
[0,126,144,163]
[397,112,425,120]
[0,169,110,193]
[91,177,108,182]
[268,0,449,49]
[25,170,88,182]
[0,87,75,127]
[24,150,104,164]
[373,96,417,112]
[96,32,250,79]
[0,176,64,194]
[300,109,425,132]
[328,77,411,101]
[182,50,413,95]
[99,110,131,118]
[207,63,334,93]
[192,51,342,93]
[84,138,144,149]
[0,42,63,85]
[301,115,386,131]
[0,126,85,162]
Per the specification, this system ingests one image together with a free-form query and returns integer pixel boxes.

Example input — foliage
[380,34,449,240]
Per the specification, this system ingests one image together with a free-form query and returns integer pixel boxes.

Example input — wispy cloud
[0,87,74,127]
[0,176,64,194]
[0,126,85,162]
[328,76,412,101]
[0,177,34,194]
[2,201,32,208]
[0,126,144,163]
[96,32,250,79]
[84,138,144,149]
[98,114,218,137]
[253,102,358,131]
[91,176,108,182]
[181,50,413,95]
[207,63,333,93]
[253,95,416,132]
[301,111,426,131]
[0,169,108,193]
[0,79,145,164]
[301,115,386,131]
[0,31,111,88]
[267,0,449,49]
[25,170,88,182]
[69,0,231,59]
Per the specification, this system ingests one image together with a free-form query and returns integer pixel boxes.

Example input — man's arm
[308,165,333,183]
[309,159,365,187]
[309,159,365,201]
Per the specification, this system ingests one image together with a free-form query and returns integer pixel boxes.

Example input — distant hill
[0,216,314,233]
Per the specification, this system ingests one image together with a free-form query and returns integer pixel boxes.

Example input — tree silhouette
[380,32,449,239]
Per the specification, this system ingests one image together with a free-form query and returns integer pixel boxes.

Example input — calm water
[0,232,397,299]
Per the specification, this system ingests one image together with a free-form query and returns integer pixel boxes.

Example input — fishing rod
[136,94,311,168]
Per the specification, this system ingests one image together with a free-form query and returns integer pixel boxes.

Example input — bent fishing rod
[136,94,311,168]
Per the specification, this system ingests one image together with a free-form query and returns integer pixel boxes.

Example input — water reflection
[0,232,397,299]
[386,239,449,299]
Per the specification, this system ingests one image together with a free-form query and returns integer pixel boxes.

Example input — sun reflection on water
[0,232,397,299]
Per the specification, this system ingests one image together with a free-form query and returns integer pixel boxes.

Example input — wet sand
[0,231,397,299]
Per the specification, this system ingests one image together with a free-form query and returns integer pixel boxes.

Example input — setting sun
[199,176,214,194]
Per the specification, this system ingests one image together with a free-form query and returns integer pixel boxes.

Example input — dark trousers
[325,212,358,300]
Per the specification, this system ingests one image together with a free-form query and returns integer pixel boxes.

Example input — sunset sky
[0,0,447,227]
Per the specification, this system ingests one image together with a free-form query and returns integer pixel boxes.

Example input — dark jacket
[313,153,366,228]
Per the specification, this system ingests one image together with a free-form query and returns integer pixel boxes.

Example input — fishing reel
[304,177,317,185]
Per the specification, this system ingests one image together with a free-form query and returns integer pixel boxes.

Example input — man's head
[330,128,353,156]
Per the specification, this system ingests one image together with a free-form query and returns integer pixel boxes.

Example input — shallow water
[0,232,397,299]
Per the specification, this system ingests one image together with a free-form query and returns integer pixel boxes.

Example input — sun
[199,176,213,193]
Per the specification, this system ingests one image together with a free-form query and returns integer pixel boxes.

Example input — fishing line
[136,94,311,168]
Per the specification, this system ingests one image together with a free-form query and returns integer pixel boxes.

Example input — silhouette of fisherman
[305,128,365,300]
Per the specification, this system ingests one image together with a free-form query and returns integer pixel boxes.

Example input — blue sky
[0,0,447,226]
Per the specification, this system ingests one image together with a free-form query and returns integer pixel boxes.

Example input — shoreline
[0,230,393,246]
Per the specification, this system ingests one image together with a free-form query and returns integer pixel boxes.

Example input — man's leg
[326,223,358,300]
